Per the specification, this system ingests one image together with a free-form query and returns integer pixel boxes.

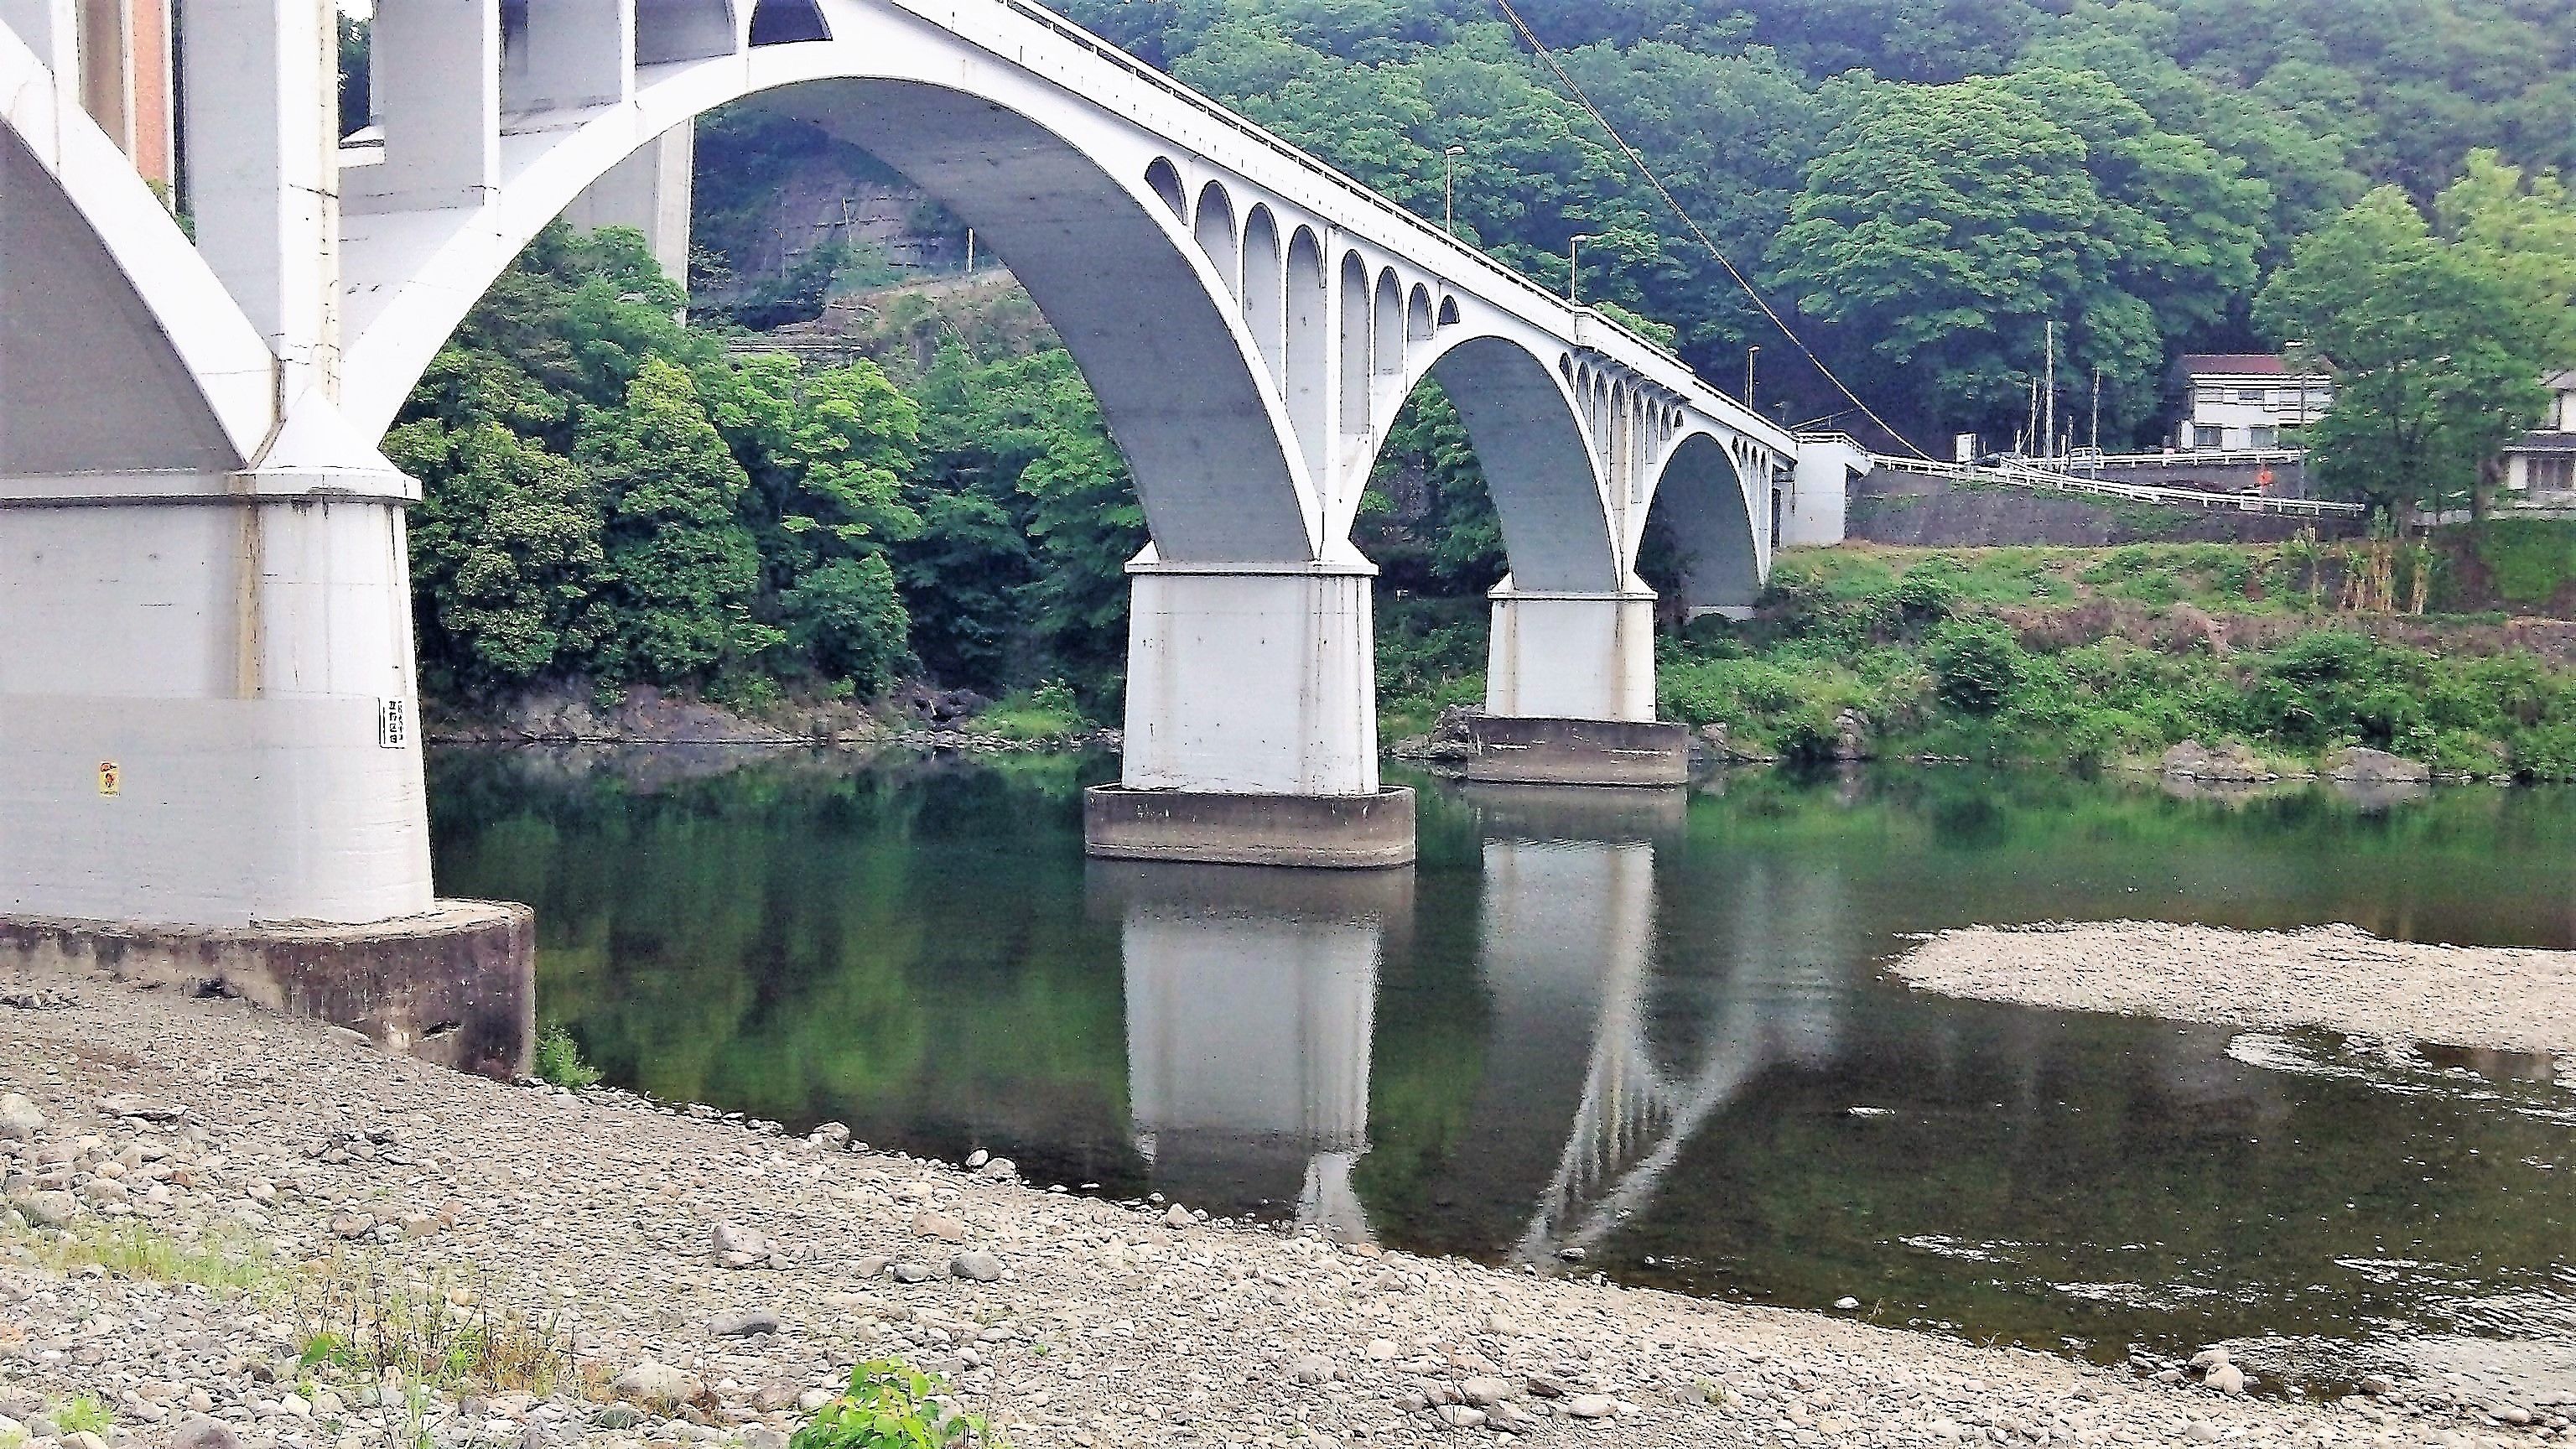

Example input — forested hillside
[398,0,2576,718]
[1041,0,2573,446]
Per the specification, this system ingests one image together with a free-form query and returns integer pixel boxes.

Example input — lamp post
[1568,233,1597,304]
[1745,345,1759,409]
[1442,146,1466,236]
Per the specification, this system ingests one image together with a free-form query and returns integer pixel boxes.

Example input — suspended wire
[1483,0,1935,460]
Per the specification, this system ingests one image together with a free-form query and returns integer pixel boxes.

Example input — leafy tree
[2257,187,2558,519]
[781,556,912,693]
[1770,80,2121,440]
[576,358,771,682]
[390,421,608,693]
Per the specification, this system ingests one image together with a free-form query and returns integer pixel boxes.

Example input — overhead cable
[1484,0,1935,460]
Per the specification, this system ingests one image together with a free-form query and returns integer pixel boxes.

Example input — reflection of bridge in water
[1466,784,1853,1267]
[1093,861,1405,1242]
[1099,782,1856,1263]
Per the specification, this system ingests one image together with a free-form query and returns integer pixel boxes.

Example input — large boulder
[2323,746,2430,784]
[2161,740,2271,782]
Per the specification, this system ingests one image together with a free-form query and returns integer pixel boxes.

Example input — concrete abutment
[0,901,536,1078]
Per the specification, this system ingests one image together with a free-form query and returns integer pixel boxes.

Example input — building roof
[2179,354,2292,377]
[2547,370,2576,392]
[2511,432,2576,454]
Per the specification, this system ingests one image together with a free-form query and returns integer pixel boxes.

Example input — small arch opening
[1193,181,1240,297]
[748,0,829,44]
[1145,158,1186,218]
[1436,296,1460,328]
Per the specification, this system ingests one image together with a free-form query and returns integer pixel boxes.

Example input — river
[429,748,2576,1389]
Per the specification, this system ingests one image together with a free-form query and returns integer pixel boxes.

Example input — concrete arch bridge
[0,0,1852,983]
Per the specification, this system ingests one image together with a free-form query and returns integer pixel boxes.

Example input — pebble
[0,1091,42,1139]
[611,1361,704,1408]
[710,1308,782,1337]
[948,1251,1004,1283]
[912,1210,968,1243]
[169,1417,240,1449]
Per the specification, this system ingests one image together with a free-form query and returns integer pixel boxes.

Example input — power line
[1483,0,1935,460]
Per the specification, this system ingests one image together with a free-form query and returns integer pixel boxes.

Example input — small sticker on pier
[97,761,120,797]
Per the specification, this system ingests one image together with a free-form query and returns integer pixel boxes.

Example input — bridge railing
[886,0,1791,449]
[1880,454,2367,518]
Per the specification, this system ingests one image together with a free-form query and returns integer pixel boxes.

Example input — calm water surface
[429,750,2576,1386]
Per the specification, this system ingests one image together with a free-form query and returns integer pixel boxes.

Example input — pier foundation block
[1083,787,1417,869]
[1462,716,1692,788]
[0,901,535,1078]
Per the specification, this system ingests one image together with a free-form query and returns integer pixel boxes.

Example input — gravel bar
[3,964,2561,1449]
[1891,922,2576,1058]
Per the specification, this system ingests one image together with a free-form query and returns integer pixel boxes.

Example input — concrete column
[1466,581,1685,787]
[559,123,693,287]
[1086,555,1415,867]
[1103,860,1400,1239]
[182,0,337,396]
[509,0,634,114]
[1780,436,1870,548]
[366,0,500,208]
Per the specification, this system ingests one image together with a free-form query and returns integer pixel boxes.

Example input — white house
[2500,371,2576,512]
[2172,355,2334,451]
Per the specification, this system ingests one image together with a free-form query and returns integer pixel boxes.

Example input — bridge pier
[0,453,533,1078]
[1467,580,1690,787]
[1086,556,1415,868]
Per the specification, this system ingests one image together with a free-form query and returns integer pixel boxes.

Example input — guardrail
[1878,454,2366,518]
[2032,448,2309,470]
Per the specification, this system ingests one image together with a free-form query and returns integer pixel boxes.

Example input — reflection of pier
[1094,863,1406,1240]
[1461,785,1854,1266]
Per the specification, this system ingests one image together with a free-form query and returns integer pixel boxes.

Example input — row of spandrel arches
[1147,156,1466,462]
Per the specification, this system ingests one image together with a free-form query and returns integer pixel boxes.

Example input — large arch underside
[1649,434,1763,614]
[0,128,242,477]
[769,81,1311,563]
[1424,336,1619,595]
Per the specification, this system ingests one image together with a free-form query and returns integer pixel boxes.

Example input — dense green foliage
[1641,553,2576,778]
[398,226,1137,707]
[395,225,921,703]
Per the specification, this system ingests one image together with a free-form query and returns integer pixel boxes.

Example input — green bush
[2515,724,2576,783]
[792,1360,995,1449]
[533,1025,600,1090]
[1924,618,2024,715]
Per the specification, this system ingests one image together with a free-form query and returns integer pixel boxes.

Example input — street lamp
[1568,233,1597,304]
[1442,146,1466,236]
[1745,345,1760,408]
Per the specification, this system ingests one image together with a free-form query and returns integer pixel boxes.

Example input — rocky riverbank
[5,966,2568,1449]
[1891,921,2576,1060]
